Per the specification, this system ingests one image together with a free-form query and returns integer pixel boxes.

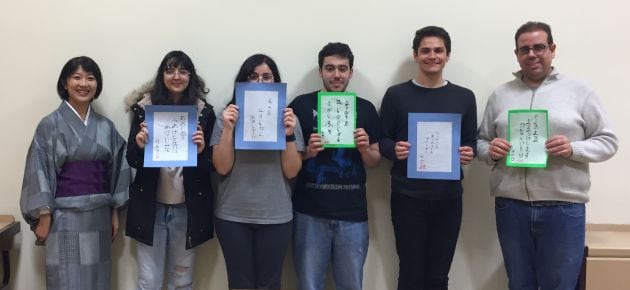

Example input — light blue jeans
[137,203,195,290]
[293,211,369,290]
[495,197,585,290]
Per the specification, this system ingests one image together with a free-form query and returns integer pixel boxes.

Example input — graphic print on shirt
[304,109,362,190]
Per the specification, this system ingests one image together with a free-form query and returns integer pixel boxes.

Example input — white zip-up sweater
[477,68,618,203]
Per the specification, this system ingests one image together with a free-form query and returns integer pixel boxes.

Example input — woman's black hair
[56,56,103,101]
[228,54,281,105]
[151,50,208,105]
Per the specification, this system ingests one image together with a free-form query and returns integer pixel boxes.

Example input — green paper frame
[317,92,357,148]
[506,109,549,168]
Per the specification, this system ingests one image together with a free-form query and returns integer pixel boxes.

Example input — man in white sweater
[477,21,618,290]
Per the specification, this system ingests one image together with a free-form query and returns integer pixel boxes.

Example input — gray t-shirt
[210,113,305,224]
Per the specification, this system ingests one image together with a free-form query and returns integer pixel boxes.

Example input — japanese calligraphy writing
[152,111,189,161]
[243,90,279,142]
[507,110,548,167]
[317,92,356,147]
[416,122,452,173]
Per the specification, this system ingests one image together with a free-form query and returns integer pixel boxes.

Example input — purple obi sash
[55,160,110,198]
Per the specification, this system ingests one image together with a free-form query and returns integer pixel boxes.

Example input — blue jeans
[137,203,196,290]
[495,197,585,290]
[293,212,369,290]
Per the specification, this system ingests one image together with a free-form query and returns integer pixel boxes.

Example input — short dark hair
[318,42,354,69]
[514,21,554,47]
[229,54,281,105]
[412,26,452,55]
[57,56,103,101]
[151,50,208,105]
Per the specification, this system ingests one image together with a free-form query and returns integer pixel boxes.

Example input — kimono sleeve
[20,120,56,227]
[110,127,130,209]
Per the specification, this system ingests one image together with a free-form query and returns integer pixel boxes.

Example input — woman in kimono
[211,54,304,290]
[125,50,215,290]
[20,56,130,290]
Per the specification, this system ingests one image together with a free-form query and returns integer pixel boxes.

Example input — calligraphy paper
[144,105,197,167]
[407,113,461,180]
[317,92,356,148]
[235,82,287,150]
[506,109,548,168]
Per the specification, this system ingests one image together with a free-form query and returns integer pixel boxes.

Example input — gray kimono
[20,102,129,290]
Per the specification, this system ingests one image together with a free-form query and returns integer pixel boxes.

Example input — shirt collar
[411,79,448,88]
[513,67,560,84]
[64,101,91,126]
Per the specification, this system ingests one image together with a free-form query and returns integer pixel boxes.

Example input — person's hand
[459,146,474,165]
[305,133,324,158]
[222,104,239,131]
[193,124,205,154]
[355,128,370,154]
[111,208,120,241]
[489,138,511,161]
[35,213,51,243]
[283,108,296,136]
[395,141,411,160]
[546,135,573,158]
[135,122,149,149]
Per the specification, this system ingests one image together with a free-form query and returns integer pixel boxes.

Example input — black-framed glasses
[517,44,548,55]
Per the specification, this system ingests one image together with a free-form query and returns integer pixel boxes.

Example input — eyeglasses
[164,68,190,77]
[517,44,548,55]
[247,72,274,82]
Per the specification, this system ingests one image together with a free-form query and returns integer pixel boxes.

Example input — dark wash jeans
[391,192,462,290]
[495,197,585,290]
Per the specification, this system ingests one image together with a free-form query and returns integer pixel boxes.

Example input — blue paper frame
[144,105,198,167]
[407,113,461,180]
[235,82,287,150]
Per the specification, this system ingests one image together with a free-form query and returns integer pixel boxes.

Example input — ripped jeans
[137,203,196,290]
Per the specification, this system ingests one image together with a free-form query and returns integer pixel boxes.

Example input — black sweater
[379,80,477,200]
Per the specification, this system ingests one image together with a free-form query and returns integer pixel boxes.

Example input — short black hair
[318,42,354,69]
[151,50,208,105]
[57,56,103,101]
[412,26,452,55]
[514,21,554,47]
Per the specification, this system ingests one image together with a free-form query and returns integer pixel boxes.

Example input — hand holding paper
[490,138,511,161]
[306,133,324,159]
[459,146,474,165]
[395,141,411,160]
[546,135,573,158]
[193,124,205,154]
[222,104,239,131]
[354,128,370,153]
[283,108,296,136]
[135,121,149,149]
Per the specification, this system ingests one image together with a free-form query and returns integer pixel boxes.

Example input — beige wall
[1,0,628,289]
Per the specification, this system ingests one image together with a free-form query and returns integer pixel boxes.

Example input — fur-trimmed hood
[124,81,154,112]
[124,81,209,114]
